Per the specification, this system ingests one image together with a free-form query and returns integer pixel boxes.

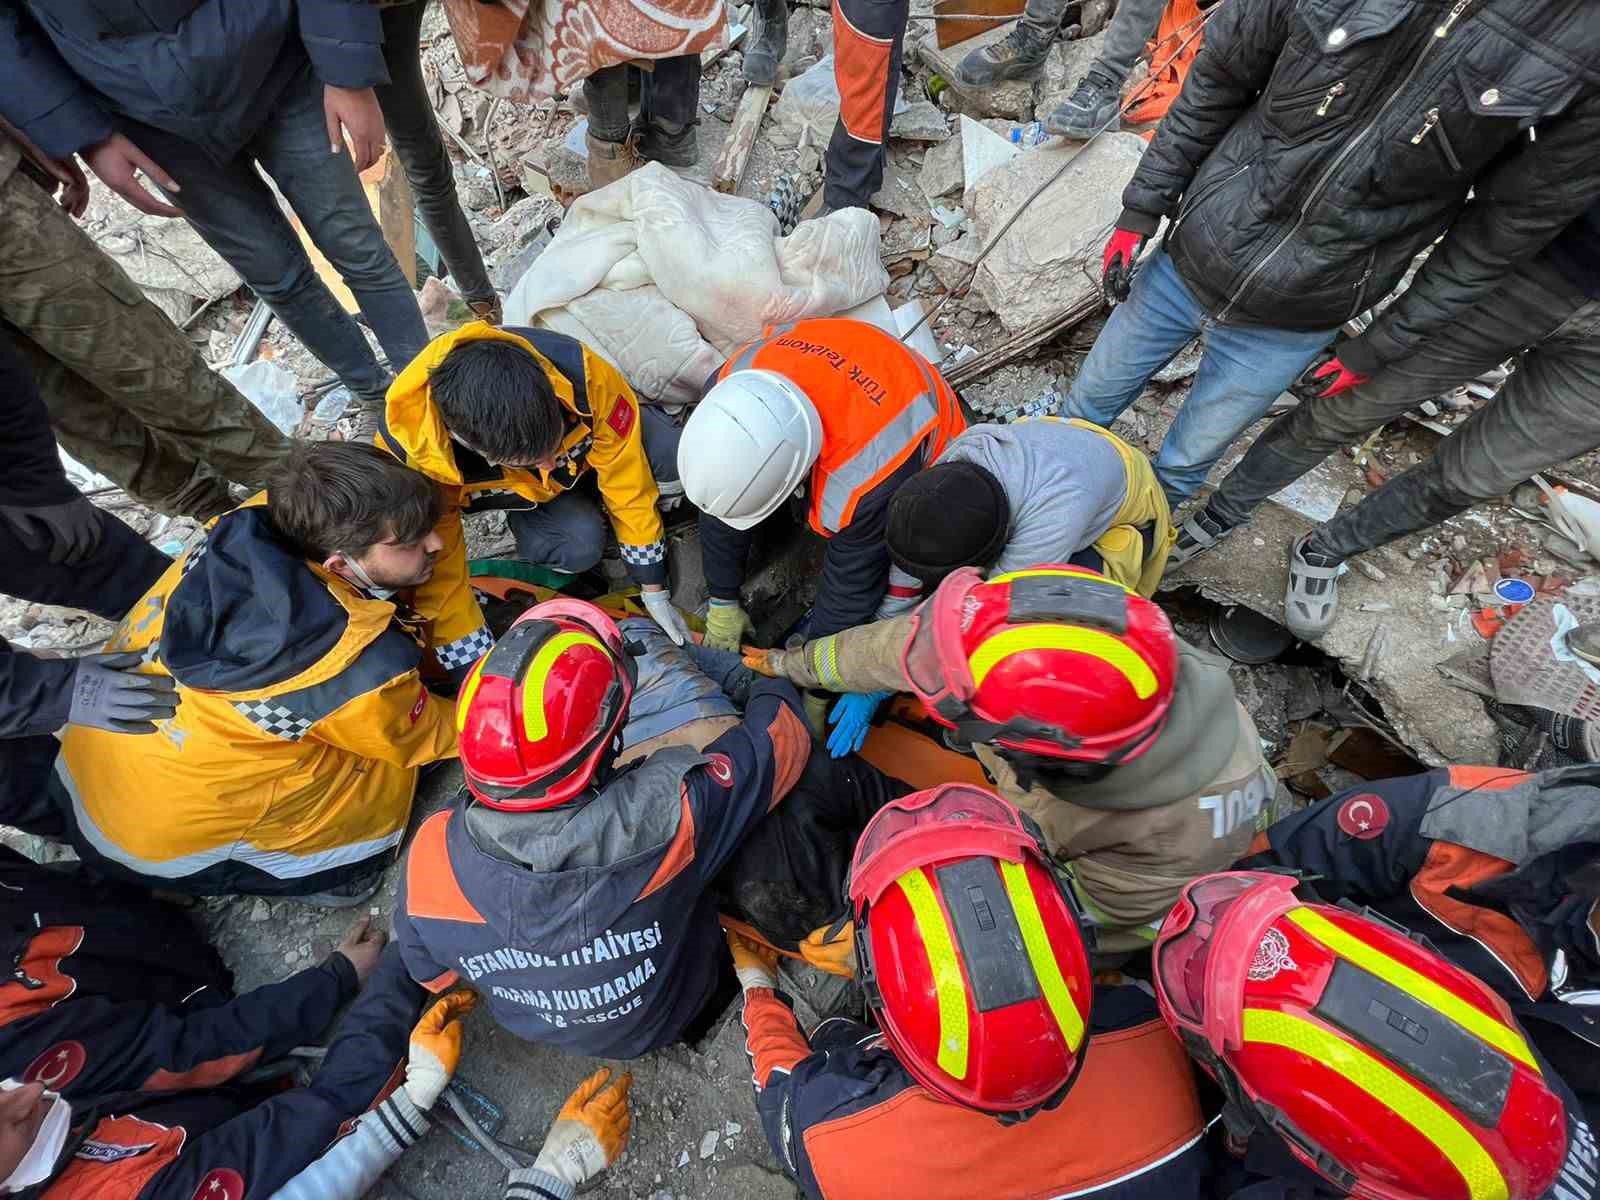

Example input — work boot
[586,131,644,189]
[1043,65,1123,140]
[635,117,700,167]
[954,22,1053,87]
[349,398,384,445]
[743,0,789,86]
[1167,506,1236,572]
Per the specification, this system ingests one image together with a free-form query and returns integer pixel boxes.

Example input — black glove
[0,498,104,565]
[67,651,179,734]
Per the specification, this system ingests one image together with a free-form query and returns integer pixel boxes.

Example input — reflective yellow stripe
[455,655,490,732]
[520,632,605,742]
[1285,908,1538,1072]
[968,626,1157,698]
[896,867,969,1080]
[811,636,843,690]
[987,566,1135,594]
[999,860,1085,1052]
[1242,1009,1508,1200]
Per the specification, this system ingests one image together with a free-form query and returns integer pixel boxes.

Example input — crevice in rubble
[1158,586,1428,808]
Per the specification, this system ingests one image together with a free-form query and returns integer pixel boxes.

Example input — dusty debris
[919,131,966,199]
[970,132,1145,335]
[891,100,952,141]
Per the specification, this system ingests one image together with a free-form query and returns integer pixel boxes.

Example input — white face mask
[0,1080,70,1194]
[337,552,395,600]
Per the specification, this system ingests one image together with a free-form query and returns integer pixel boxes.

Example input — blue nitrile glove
[826,691,889,758]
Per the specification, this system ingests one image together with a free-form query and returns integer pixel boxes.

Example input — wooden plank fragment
[712,84,773,194]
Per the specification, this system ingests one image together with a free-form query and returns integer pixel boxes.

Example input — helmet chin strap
[338,552,395,600]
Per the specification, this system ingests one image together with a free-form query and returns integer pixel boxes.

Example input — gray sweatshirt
[940,419,1128,574]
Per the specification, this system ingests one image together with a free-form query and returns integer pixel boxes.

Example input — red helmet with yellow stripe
[456,599,636,811]
[1153,872,1568,1200]
[847,784,1094,1115]
[900,564,1178,764]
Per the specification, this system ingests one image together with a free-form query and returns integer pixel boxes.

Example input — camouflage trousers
[0,163,291,520]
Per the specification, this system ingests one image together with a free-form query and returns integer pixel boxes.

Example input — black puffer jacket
[1121,0,1600,373]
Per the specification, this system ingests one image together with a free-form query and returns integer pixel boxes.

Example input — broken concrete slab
[919,24,1035,120]
[891,100,952,142]
[970,130,1144,335]
[870,156,931,219]
[919,132,965,199]
[1167,500,1499,766]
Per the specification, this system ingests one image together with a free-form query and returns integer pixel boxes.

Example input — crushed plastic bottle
[1008,120,1050,148]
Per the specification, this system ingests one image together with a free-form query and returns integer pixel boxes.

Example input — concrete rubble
[13,3,1600,1198]
[970,131,1146,334]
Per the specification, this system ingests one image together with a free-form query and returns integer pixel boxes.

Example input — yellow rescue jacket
[1067,419,1174,598]
[57,502,458,894]
[378,323,665,676]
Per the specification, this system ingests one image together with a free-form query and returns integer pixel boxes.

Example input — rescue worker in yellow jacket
[377,323,687,682]
[57,444,460,905]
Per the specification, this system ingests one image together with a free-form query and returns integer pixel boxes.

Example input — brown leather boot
[586,132,643,190]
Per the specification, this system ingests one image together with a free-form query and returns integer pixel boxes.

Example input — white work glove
[531,1068,633,1187]
[640,587,691,647]
[403,991,476,1111]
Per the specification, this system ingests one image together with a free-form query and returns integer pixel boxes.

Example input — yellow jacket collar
[384,322,579,486]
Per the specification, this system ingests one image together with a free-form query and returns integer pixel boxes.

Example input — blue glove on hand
[826,691,888,758]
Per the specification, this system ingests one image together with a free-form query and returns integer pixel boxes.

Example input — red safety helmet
[899,564,1178,765]
[456,599,636,811]
[1153,872,1569,1200]
[846,783,1094,1115]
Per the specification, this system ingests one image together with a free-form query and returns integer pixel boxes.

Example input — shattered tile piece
[699,1130,720,1160]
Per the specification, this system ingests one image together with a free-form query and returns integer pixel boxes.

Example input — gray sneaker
[1284,533,1347,641]
[1043,66,1121,139]
[954,23,1053,87]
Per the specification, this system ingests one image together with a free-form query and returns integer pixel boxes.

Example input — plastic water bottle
[1009,121,1050,148]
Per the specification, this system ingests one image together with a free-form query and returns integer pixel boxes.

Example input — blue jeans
[127,62,429,403]
[1062,249,1339,503]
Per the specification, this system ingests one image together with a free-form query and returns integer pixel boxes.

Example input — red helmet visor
[1153,872,1300,1053]
[847,783,1040,910]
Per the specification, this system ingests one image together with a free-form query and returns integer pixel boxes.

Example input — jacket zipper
[1411,106,1464,169]
[1349,247,1378,320]
[1410,107,1440,143]
[1315,82,1346,116]
[1217,0,1476,323]
[1173,160,1253,236]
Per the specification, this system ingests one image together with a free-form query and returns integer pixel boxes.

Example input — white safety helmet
[678,369,823,530]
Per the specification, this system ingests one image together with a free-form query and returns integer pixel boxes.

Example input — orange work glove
[530,1067,634,1187]
[726,929,781,991]
[403,990,477,1110]
[800,919,857,979]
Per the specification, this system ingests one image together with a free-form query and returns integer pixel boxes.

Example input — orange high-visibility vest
[716,318,966,535]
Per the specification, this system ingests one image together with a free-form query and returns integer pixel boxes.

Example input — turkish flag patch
[705,753,735,788]
[191,1169,244,1200]
[24,1041,85,1090]
[606,398,636,438]
[409,687,428,726]
[1336,792,1390,840]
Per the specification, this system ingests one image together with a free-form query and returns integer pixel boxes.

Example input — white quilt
[503,163,891,404]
